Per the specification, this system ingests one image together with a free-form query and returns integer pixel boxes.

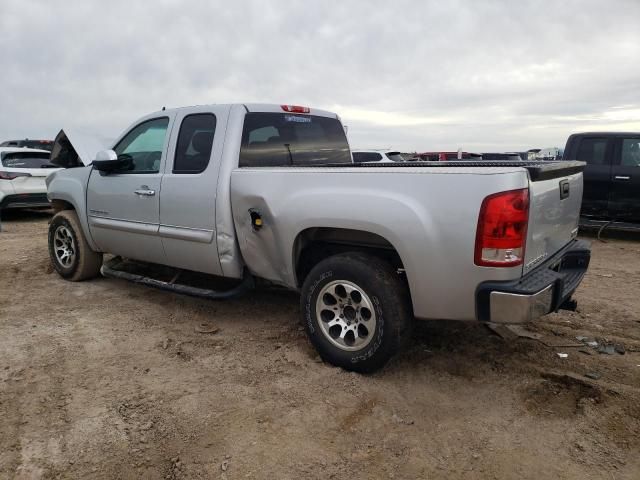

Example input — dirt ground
[0,210,639,480]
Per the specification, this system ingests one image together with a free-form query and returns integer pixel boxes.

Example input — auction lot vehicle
[564,132,640,227]
[481,152,525,161]
[535,147,563,161]
[352,149,405,163]
[46,104,591,372]
[0,139,54,151]
[0,147,59,209]
[416,151,483,161]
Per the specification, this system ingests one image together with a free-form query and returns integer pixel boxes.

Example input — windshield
[240,113,351,167]
[1,151,53,168]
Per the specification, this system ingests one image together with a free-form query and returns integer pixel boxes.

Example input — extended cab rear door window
[239,113,351,167]
[173,113,217,173]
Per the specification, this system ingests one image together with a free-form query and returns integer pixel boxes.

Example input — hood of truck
[50,129,114,167]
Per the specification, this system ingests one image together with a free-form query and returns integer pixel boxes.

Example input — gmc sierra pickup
[46,103,591,372]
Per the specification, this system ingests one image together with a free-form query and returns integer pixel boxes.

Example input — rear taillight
[0,171,32,180]
[281,105,310,113]
[475,188,529,267]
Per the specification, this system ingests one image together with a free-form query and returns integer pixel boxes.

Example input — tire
[300,252,412,373]
[48,210,103,281]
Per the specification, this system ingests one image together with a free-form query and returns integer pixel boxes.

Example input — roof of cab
[146,103,339,119]
[568,131,640,136]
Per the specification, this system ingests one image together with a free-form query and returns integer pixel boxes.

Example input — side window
[173,114,217,174]
[576,138,608,165]
[113,117,169,173]
[386,152,405,162]
[620,138,640,167]
[353,152,383,163]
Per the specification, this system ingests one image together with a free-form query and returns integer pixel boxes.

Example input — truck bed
[230,160,585,321]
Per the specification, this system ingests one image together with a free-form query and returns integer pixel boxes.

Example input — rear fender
[233,186,433,310]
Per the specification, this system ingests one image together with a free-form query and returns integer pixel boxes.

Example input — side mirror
[92,150,131,172]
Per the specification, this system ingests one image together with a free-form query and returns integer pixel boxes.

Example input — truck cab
[564,132,640,224]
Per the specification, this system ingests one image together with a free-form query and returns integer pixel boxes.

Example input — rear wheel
[48,210,103,281]
[300,253,412,373]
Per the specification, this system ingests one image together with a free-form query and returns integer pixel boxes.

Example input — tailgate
[524,164,584,274]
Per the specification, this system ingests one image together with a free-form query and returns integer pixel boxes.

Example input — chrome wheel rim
[53,226,76,268]
[315,280,377,351]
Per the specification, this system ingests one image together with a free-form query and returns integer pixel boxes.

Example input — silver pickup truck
[46,103,591,372]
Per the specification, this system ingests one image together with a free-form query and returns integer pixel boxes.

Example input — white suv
[352,149,405,163]
[0,147,59,210]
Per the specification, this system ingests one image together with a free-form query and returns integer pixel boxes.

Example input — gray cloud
[1,0,639,152]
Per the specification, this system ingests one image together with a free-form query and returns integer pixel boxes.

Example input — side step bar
[579,217,640,233]
[100,257,255,300]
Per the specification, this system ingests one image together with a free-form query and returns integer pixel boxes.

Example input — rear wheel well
[294,228,405,288]
[51,199,74,213]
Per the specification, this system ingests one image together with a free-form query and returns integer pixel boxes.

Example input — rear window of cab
[239,113,351,167]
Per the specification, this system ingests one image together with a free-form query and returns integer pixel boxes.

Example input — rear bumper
[0,193,50,209]
[476,239,591,324]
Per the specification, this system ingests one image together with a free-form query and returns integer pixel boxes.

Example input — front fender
[47,167,99,251]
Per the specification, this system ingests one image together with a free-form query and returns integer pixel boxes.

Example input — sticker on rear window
[4,160,27,167]
[284,115,311,123]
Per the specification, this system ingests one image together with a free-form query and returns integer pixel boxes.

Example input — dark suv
[564,132,640,224]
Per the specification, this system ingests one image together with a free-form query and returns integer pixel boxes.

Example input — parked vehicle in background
[481,153,523,161]
[535,147,563,161]
[46,103,590,372]
[352,149,405,163]
[0,147,59,209]
[0,139,54,151]
[527,149,541,160]
[417,151,483,161]
[564,132,640,225]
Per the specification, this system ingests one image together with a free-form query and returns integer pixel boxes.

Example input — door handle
[134,188,156,196]
[614,175,631,181]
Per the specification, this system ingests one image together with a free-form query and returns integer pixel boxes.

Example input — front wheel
[48,210,103,281]
[300,253,412,373]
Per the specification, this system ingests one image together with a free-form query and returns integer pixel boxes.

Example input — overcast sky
[1,0,639,152]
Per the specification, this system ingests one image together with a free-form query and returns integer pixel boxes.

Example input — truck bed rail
[251,160,586,182]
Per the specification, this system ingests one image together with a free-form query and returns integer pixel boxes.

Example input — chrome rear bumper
[476,239,591,324]
[489,284,554,324]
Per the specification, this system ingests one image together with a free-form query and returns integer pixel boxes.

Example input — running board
[579,217,640,233]
[100,257,254,300]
